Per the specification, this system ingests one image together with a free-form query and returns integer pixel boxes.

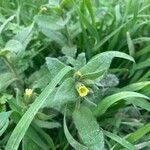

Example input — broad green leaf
[0,72,16,92]
[74,53,86,70]
[35,15,65,31]
[82,70,105,80]
[79,51,134,78]
[62,45,77,58]
[63,113,88,150]
[6,66,72,150]
[0,111,12,136]
[73,106,104,150]
[13,24,33,49]
[103,130,135,150]
[94,91,150,117]
[35,15,67,46]
[46,57,65,78]
[40,28,67,46]
[4,40,23,56]
[43,78,78,110]
[28,65,52,90]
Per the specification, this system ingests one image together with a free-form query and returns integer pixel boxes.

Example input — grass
[0,0,150,150]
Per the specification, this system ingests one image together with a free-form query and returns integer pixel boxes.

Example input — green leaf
[133,58,150,70]
[46,57,65,78]
[22,136,40,150]
[135,45,150,57]
[126,32,135,56]
[79,51,134,79]
[99,74,119,87]
[62,45,77,58]
[0,111,12,136]
[127,123,150,143]
[35,15,67,46]
[0,119,9,137]
[127,98,150,112]
[5,66,72,150]
[60,0,74,10]
[73,106,104,150]
[103,130,135,150]
[0,15,16,35]
[4,40,23,56]
[43,78,78,110]
[32,124,56,150]
[34,120,61,129]
[25,127,49,150]
[114,124,150,150]
[63,113,88,150]
[93,21,131,51]
[13,24,33,49]
[85,0,96,26]
[28,65,52,90]
[94,91,150,117]
[0,72,16,92]
[0,50,9,57]
[35,15,65,31]
[122,81,150,91]
[74,53,86,70]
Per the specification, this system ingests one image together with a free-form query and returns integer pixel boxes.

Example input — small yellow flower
[39,7,47,13]
[74,71,82,78]
[25,88,33,97]
[76,83,89,97]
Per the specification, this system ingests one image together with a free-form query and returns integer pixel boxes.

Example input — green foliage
[73,106,104,150]
[0,0,150,149]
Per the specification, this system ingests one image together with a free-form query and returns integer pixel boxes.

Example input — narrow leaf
[6,66,72,150]
[104,130,135,150]
[94,91,150,117]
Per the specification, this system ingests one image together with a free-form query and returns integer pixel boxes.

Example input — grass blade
[94,91,150,117]
[104,130,135,150]
[6,66,72,150]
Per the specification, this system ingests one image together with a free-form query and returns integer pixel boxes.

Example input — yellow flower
[76,83,89,97]
[74,71,82,78]
[25,88,33,97]
[39,7,47,13]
